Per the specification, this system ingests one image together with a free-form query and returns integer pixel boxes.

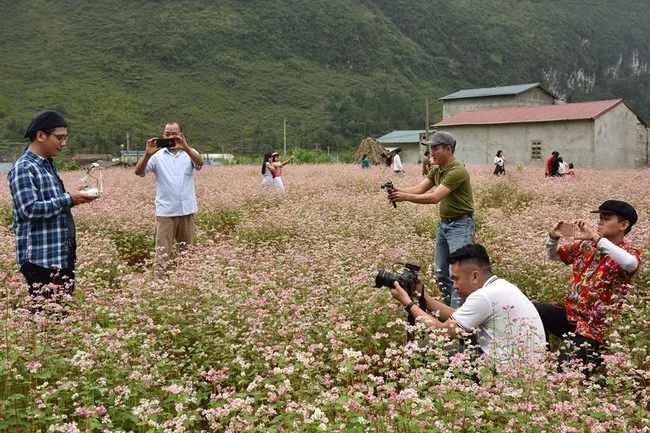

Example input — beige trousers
[155,214,195,272]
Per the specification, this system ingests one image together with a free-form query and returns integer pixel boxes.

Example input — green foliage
[3,0,647,161]
[58,157,80,172]
[236,226,297,251]
[99,227,154,267]
[196,209,243,238]
[410,216,439,240]
[478,176,534,213]
[289,148,336,164]
[0,205,12,228]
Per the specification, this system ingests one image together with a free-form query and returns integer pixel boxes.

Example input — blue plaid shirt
[8,149,75,269]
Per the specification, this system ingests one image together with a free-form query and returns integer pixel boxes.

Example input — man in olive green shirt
[388,131,475,307]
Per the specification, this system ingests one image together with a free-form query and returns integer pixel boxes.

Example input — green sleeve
[426,167,437,185]
[440,165,468,191]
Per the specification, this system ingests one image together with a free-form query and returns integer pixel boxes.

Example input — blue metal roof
[439,83,557,101]
[377,129,436,144]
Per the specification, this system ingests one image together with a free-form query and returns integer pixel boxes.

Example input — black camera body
[381,180,397,208]
[375,261,421,298]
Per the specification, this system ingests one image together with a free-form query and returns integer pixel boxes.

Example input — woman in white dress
[261,152,277,188]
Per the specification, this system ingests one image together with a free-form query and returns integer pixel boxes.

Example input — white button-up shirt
[143,148,202,217]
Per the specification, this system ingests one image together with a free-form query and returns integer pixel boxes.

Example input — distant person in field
[383,150,393,168]
[557,156,567,176]
[545,151,559,176]
[270,152,293,192]
[565,162,576,179]
[135,122,204,274]
[390,244,545,364]
[493,150,506,176]
[536,200,641,374]
[261,152,277,188]
[421,150,431,176]
[360,154,371,169]
[8,110,98,299]
[388,131,475,308]
[392,148,404,174]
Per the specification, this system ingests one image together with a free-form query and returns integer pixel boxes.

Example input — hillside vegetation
[1,0,649,158]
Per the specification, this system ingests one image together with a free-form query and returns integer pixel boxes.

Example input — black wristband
[405,301,416,313]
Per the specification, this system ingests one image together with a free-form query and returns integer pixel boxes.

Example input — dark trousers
[535,303,602,371]
[20,262,75,298]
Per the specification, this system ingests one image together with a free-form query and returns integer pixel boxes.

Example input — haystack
[353,137,388,164]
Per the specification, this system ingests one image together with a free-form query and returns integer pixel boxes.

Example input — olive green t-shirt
[426,158,474,219]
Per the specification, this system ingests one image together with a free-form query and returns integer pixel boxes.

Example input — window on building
[531,141,542,160]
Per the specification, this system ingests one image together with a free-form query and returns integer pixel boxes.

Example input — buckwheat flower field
[1,163,649,432]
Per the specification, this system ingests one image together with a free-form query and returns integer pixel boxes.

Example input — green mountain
[1,0,648,158]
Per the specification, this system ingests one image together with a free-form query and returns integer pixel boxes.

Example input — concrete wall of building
[441,121,595,168]
[636,125,650,168]
[442,87,556,119]
[593,104,648,169]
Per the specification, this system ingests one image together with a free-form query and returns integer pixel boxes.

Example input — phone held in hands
[155,138,175,148]
[558,221,575,237]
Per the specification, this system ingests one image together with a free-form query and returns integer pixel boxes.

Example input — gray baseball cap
[420,131,456,147]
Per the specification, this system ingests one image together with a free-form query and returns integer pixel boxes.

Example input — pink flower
[205,367,229,383]
[25,361,42,372]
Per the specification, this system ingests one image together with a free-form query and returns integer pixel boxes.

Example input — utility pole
[283,118,287,155]
[425,97,430,139]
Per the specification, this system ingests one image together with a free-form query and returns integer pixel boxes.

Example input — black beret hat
[24,110,68,138]
[590,200,638,227]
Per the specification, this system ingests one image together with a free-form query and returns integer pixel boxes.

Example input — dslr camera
[381,180,397,208]
[375,261,421,298]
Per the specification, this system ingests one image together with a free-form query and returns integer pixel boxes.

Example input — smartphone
[558,221,575,237]
[155,138,175,148]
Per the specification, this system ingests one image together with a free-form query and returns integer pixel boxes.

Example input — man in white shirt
[135,122,204,273]
[390,243,545,363]
[392,148,404,174]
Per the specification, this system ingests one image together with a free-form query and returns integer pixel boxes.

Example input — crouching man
[390,244,546,363]
[536,200,641,373]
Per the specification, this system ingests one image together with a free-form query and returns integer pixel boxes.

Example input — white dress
[262,162,275,188]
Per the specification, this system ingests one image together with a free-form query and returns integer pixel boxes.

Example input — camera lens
[374,269,397,289]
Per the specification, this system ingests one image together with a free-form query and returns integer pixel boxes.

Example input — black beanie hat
[24,110,68,138]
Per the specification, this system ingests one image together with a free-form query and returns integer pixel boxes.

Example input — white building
[435,99,649,169]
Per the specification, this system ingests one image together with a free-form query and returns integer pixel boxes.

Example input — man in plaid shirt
[8,110,98,298]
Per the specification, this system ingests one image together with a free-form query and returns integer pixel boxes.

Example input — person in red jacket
[536,200,641,374]
[545,150,559,176]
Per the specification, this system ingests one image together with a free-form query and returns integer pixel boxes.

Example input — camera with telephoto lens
[381,180,397,208]
[375,261,421,298]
